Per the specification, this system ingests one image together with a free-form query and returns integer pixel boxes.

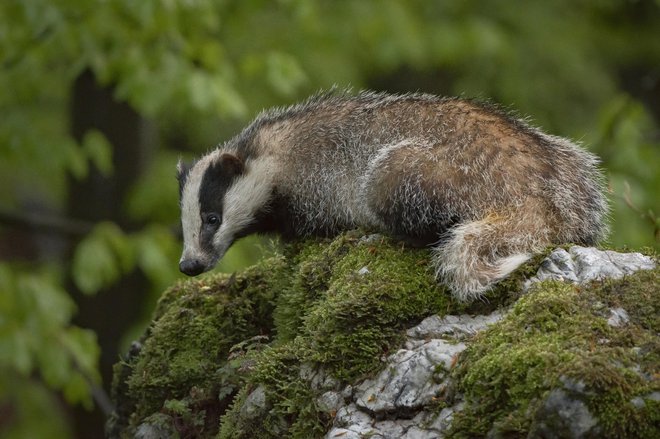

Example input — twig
[620,181,660,242]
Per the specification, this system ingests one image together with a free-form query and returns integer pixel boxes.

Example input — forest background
[1,1,659,437]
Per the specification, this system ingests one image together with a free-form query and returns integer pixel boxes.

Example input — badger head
[177,151,272,276]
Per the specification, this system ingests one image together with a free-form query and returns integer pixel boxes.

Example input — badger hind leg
[432,210,550,302]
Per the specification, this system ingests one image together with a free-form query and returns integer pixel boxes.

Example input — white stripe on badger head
[179,154,215,263]
[213,156,277,255]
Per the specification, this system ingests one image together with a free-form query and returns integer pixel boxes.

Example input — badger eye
[206,214,220,226]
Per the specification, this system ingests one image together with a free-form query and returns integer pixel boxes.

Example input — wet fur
[178,90,608,301]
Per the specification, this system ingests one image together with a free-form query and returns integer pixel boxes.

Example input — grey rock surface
[406,312,503,341]
[324,312,501,439]
[135,420,175,439]
[529,388,600,438]
[607,307,630,327]
[630,391,660,409]
[526,246,655,288]
[355,339,465,414]
[241,386,267,419]
[323,246,656,439]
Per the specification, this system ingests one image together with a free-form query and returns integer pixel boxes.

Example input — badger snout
[179,258,206,276]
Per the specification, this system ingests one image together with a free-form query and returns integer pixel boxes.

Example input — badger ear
[216,153,244,177]
[177,159,192,181]
[176,159,193,197]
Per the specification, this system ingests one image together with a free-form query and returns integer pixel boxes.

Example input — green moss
[220,233,462,438]
[216,342,330,438]
[110,235,657,439]
[111,257,287,436]
[272,237,342,343]
[111,232,464,437]
[449,263,660,438]
[297,234,453,380]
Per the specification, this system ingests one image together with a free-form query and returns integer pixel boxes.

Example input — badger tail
[432,210,551,302]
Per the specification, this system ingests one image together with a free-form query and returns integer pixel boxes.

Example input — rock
[317,390,344,413]
[134,414,177,439]
[135,423,175,439]
[328,403,380,438]
[527,246,655,287]
[607,307,630,327]
[325,398,465,439]
[301,364,340,391]
[406,312,504,341]
[428,403,463,433]
[631,392,660,409]
[240,386,267,419]
[355,339,466,414]
[108,235,658,439]
[529,388,600,438]
[328,311,499,438]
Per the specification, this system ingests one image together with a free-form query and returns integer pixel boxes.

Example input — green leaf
[82,129,114,177]
[62,371,93,409]
[63,138,88,180]
[188,70,214,111]
[0,374,72,438]
[19,271,76,325]
[265,51,308,96]
[124,152,179,223]
[5,331,33,375]
[61,326,100,381]
[38,339,71,387]
[210,75,248,117]
[72,222,135,294]
[135,225,179,290]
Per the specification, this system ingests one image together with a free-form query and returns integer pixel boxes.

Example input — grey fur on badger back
[178,90,608,301]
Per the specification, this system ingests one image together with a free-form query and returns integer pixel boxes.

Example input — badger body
[178,91,608,301]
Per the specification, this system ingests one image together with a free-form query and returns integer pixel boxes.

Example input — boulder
[107,233,658,438]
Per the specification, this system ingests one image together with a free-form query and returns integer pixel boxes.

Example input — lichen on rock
[107,233,658,438]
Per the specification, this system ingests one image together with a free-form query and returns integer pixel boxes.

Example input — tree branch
[0,207,95,237]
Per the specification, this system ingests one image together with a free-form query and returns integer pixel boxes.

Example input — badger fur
[177,91,608,301]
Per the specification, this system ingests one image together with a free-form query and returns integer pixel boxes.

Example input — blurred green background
[1,0,658,437]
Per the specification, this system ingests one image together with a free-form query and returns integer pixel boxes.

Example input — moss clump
[219,343,327,439]
[291,233,453,380]
[220,233,465,438]
[108,257,288,437]
[448,263,660,438]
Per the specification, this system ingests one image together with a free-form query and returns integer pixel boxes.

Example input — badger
[177,90,607,301]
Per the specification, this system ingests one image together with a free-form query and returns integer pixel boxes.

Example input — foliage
[0,264,100,438]
[0,0,659,436]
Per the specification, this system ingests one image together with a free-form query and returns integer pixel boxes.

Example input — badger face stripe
[198,155,243,254]
[179,152,249,274]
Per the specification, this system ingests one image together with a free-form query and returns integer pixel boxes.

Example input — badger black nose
[179,259,205,276]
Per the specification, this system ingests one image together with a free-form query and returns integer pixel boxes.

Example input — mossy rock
[449,268,660,438]
[107,233,658,438]
[106,257,286,437]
